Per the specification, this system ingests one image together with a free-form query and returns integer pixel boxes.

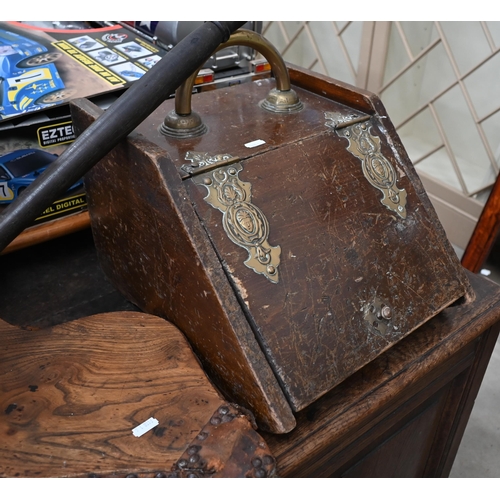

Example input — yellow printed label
[36,193,87,221]
[37,121,76,148]
[135,38,159,53]
[53,41,126,85]
[6,67,53,109]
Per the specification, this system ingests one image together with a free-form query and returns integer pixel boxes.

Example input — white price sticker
[245,139,266,148]
[132,417,159,437]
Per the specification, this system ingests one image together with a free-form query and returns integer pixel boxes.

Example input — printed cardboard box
[0,22,166,252]
[0,21,165,121]
[0,114,86,225]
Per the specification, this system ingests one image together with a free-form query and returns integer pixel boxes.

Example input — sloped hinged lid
[150,77,470,412]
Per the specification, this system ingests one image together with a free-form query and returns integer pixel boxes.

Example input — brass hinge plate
[184,152,281,284]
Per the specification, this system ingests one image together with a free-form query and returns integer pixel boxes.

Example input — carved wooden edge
[69,98,296,434]
[0,317,21,333]
[0,312,277,478]
[263,272,500,476]
[288,63,473,303]
[461,171,500,273]
[287,63,376,115]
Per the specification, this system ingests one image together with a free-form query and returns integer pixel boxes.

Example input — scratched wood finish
[72,65,470,428]
[0,312,226,477]
[263,272,500,477]
[134,78,364,168]
[185,128,467,409]
[70,99,295,434]
[289,64,472,297]
[134,69,469,410]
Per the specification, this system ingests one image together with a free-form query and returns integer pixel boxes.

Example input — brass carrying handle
[160,29,303,138]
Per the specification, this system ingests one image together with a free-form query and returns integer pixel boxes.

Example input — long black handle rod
[0,21,246,253]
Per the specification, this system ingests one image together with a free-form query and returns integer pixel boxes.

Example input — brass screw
[381,306,392,320]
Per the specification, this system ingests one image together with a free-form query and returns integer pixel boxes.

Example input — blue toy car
[0,148,82,204]
[0,29,73,118]
[120,70,144,79]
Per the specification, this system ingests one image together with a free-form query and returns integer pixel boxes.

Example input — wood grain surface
[0,312,225,477]
[132,68,470,410]
[186,126,467,410]
[461,171,500,272]
[0,211,90,255]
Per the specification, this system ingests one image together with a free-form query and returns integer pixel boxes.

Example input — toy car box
[0,21,167,251]
[0,21,166,122]
[0,114,85,220]
[122,21,270,89]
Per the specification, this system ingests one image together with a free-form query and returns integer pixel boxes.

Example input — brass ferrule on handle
[160,29,303,138]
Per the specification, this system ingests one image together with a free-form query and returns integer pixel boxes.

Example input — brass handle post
[160,29,303,138]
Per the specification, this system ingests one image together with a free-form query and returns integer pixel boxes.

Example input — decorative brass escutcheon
[185,152,281,284]
[325,112,407,219]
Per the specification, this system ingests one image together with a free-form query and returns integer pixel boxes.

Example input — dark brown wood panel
[263,272,500,477]
[129,66,469,413]
[72,63,471,428]
[71,99,295,434]
[186,125,468,410]
[340,387,449,478]
[287,63,473,301]
[134,78,368,169]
